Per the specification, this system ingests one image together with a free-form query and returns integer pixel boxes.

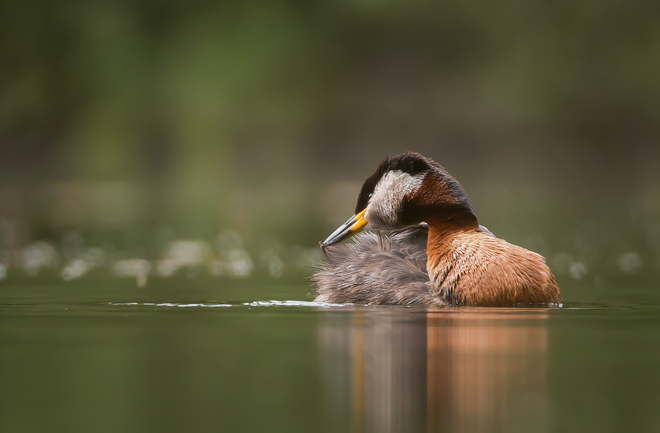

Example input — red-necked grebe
[313,152,561,306]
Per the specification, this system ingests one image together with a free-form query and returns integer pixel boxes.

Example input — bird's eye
[368,193,373,199]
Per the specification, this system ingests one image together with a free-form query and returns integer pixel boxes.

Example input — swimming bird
[313,152,561,306]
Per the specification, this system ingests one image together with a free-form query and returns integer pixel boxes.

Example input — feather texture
[312,223,560,306]
[313,225,440,305]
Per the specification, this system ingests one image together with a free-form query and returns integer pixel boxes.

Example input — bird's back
[312,225,440,305]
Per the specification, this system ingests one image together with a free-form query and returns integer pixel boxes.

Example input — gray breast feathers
[312,225,441,305]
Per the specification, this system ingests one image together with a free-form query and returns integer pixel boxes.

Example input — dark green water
[2,276,660,433]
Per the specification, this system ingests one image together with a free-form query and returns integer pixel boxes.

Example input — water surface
[1,276,660,433]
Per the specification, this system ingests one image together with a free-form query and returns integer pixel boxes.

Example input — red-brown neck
[406,171,482,292]
[425,217,481,286]
[424,216,562,306]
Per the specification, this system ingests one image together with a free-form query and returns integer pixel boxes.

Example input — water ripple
[108,300,352,309]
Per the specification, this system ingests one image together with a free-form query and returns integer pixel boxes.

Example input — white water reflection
[243,300,351,308]
[108,300,352,309]
[110,302,233,308]
[320,309,552,433]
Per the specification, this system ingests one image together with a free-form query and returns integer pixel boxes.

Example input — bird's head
[322,152,477,246]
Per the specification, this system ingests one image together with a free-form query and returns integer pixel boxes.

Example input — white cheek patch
[365,170,424,228]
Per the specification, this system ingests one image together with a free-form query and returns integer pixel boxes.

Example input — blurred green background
[2,4,660,433]
[1,0,660,289]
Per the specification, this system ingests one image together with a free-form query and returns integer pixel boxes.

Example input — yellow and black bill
[322,209,368,247]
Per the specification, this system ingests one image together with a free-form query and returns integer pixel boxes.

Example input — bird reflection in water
[319,309,552,433]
